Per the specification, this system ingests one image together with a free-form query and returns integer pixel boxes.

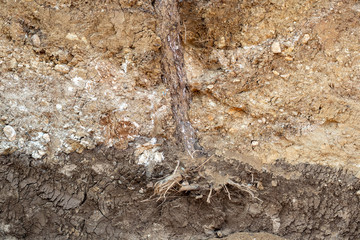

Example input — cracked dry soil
[1,146,359,240]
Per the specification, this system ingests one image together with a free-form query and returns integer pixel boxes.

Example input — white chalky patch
[138,148,164,166]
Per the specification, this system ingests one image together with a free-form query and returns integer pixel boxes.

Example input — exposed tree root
[226,179,262,203]
[151,160,262,203]
[153,161,182,201]
[206,186,213,203]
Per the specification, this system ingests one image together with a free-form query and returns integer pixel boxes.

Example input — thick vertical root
[154,0,198,153]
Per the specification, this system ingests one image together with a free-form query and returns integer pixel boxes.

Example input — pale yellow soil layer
[0,0,360,177]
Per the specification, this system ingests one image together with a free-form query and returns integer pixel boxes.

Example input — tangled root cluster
[151,159,262,203]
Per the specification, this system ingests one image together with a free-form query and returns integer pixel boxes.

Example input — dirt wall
[1,0,360,239]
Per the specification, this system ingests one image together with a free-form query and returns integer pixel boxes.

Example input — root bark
[155,0,198,153]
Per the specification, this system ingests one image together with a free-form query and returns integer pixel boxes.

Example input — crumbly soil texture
[1,0,360,239]
[1,146,359,240]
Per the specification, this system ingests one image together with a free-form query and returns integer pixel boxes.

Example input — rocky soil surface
[1,0,360,239]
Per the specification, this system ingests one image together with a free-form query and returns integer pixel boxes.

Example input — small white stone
[65,33,80,41]
[271,41,282,53]
[42,133,51,143]
[56,104,62,111]
[81,36,88,44]
[38,150,46,157]
[3,126,16,141]
[54,64,70,74]
[272,70,280,76]
[32,151,41,159]
[271,180,278,187]
[31,34,41,47]
[251,140,259,146]
[301,34,311,44]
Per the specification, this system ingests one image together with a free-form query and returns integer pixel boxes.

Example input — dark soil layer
[0,146,359,240]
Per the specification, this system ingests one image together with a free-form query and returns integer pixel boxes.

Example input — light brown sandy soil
[184,0,360,173]
[0,0,360,239]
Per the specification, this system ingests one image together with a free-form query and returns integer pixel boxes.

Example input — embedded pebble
[56,104,62,111]
[54,64,70,74]
[32,151,42,159]
[66,33,80,41]
[251,140,259,146]
[271,41,282,53]
[216,36,226,49]
[3,125,16,141]
[272,70,280,76]
[8,58,18,70]
[43,133,51,143]
[31,34,41,47]
[216,231,223,237]
[301,34,311,44]
[38,150,46,157]
[271,180,278,187]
